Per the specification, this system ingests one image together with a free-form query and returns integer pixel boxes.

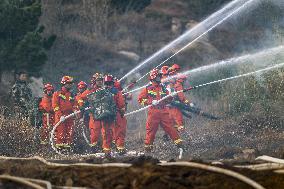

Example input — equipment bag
[87,88,116,122]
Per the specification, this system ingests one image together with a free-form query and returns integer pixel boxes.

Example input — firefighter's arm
[38,100,45,112]
[77,90,89,107]
[175,82,190,104]
[52,92,61,113]
[138,88,151,106]
[116,91,126,116]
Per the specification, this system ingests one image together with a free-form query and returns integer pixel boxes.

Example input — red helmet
[104,74,114,83]
[77,81,87,89]
[61,76,74,85]
[44,83,54,92]
[161,66,169,75]
[149,69,162,80]
[171,64,181,71]
[168,64,181,75]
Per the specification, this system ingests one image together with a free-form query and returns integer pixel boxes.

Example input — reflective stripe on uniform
[117,146,125,150]
[174,139,183,144]
[59,94,66,100]
[55,143,65,147]
[141,99,148,106]
[148,90,157,95]
[89,142,97,147]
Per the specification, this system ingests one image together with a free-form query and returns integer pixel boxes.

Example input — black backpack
[87,88,116,122]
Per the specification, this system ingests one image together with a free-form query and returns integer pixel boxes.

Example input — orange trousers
[89,114,113,152]
[168,107,184,128]
[112,113,127,150]
[145,108,181,146]
[54,111,74,145]
[40,113,54,143]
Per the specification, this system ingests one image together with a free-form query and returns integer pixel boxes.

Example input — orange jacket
[77,87,99,107]
[169,73,189,103]
[138,82,171,107]
[39,95,53,113]
[52,87,78,114]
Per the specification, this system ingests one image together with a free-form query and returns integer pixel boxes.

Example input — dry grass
[0,116,39,157]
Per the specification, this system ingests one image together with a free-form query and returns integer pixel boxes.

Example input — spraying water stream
[119,0,260,82]
[125,45,284,95]
[125,62,284,116]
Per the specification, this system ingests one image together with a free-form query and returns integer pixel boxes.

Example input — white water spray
[119,0,260,82]
[125,45,284,95]
[125,62,284,116]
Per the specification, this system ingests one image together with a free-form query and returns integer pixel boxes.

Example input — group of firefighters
[11,64,191,157]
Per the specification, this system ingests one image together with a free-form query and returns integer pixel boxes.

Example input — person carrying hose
[138,68,183,152]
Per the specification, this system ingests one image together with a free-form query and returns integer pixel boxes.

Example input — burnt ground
[0,110,284,188]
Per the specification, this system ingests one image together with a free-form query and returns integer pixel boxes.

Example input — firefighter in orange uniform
[77,73,103,150]
[52,76,78,149]
[39,83,55,144]
[112,78,128,154]
[75,81,89,129]
[167,64,191,132]
[138,69,183,152]
[104,75,126,155]
[161,65,169,82]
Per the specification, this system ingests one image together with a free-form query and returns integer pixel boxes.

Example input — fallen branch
[256,155,284,164]
[235,163,284,171]
[26,178,52,189]
[0,175,45,189]
[159,162,266,189]
[274,169,284,174]
[0,156,132,168]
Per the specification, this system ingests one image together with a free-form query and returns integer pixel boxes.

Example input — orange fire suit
[138,82,182,148]
[112,85,127,151]
[167,74,189,131]
[76,91,90,129]
[102,86,125,153]
[39,95,54,144]
[78,86,125,153]
[77,88,100,147]
[52,87,78,147]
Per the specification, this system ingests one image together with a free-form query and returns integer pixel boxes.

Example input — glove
[189,103,195,107]
[152,100,159,106]
[185,100,194,107]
